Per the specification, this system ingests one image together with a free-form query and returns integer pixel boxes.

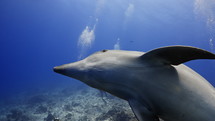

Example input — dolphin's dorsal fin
[140,46,215,65]
[129,99,159,121]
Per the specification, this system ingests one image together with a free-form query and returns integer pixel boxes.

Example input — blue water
[0,0,215,105]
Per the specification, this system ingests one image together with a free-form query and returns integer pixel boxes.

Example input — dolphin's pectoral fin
[140,45,215,65]
[129,99,159,121]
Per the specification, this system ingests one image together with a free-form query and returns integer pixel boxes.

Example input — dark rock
[44,113,55,121]
[96,108,135,121]
[115,111,132,121]
[65,113,73,120]
[54,118,60,121]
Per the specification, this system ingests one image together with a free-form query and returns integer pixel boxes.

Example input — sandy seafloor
[0,83,138,121]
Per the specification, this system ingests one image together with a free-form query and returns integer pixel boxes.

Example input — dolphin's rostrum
[54,46,215,121]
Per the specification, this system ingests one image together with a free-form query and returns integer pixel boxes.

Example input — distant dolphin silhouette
[54,46,215,121]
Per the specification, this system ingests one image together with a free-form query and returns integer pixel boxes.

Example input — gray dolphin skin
[54,46,215,121]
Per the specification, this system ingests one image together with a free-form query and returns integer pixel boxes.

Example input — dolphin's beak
[53,66,64,74]
[53,65,69,75]
[53,62,87,81]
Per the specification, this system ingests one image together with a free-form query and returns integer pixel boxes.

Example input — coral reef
[0,84,137,121]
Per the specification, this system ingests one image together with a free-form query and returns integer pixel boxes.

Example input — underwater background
[0,0,215,120]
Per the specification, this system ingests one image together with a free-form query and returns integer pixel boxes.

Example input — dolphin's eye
[102,49,108,52]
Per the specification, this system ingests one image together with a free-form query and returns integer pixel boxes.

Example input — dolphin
[53,46,215,121]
